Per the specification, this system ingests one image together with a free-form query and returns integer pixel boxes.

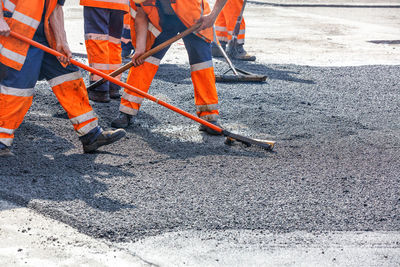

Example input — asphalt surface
[1,59,399,242]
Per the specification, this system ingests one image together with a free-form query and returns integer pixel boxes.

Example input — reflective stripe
[196,104,219,113]
[120,104,138,116]
[215,26,227,32]
[122,91,143,104]
[109,63,121,70]
[0,127,15,135]
[0,138,13,146]
[109,36,121,44]
[148,23,160,37]
[85,33,108,41]
[130,7,137,18]
[0,44,26,64]
[144,56,160,66]
[76,120,98,137]
[90,63,109,70]
[3,0,16,12]
[237,39,244,44]
[0,85,34,97]
[228,29,245,35]
[48,72,82,88]
[70,111,96,125]
[13,11,40,29]
[199,114,218,121]
[190,60,213,72]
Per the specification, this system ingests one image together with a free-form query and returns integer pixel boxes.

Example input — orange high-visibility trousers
[120,15,218,121]
[0,44,99,147]
[215,0,246,44]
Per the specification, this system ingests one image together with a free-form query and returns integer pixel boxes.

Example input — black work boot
[88,90,111,103]
[82,128,126,153]
[111,112,135,128]
[227,42,256,61]
[0,147,15,157]
[199,121,222,136]
[212,41,227,58]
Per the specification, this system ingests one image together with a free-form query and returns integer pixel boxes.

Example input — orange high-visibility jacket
[0,0,60,71]
[130,0,213,50]
[80,0,129,12]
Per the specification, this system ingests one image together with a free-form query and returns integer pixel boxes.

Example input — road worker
[213,0,256,61]
[80,0,129,102]
[111,0,228,135]
[0,0,126,157]
[121,13,134,59]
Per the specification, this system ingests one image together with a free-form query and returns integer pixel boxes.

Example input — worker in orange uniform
[0,0,126,157]
[80,0,129,102]
[213,0,256,61]
[111,0,228,135]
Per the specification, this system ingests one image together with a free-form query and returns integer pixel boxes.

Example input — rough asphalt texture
[0,57,399,243]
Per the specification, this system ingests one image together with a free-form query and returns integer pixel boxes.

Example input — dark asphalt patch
[0,62,399,242]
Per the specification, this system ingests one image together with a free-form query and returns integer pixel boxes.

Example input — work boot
[111,112,135,128]
[211,41,227,58]
[199,121,222,136]
[227,42,256,61]
[0,147,15,157]
[82,129,126,153]
[121,49,133,59]
[109,87,121,99]
[88,90,111,103]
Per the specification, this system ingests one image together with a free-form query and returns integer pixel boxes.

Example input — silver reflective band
[90,63,109,70]
[76,120,99,137]
[145,56,161,66]
[199,114,218,121]
[190,60,213,72]
[0,44,26,64]
[3,0,16,12]
[120,105,139,116]
[122,92,143,104]
[109,36,121,44]
[148,24,161,37]
[130,7,137,18]
[0,138,13,146]
[0,127,15,135]
[48,72,82,88]
[85,33,108,41]
[70,111,96,125]
[90,0,128,3]
[0,85,34,97]
[13,11,40,29]
[215,26,227,31]
[196,104,218,113]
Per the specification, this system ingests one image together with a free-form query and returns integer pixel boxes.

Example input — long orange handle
[10,31,222,134]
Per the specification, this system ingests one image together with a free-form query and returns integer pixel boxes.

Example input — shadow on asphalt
[124,111,274,161]
[0,123,136,212]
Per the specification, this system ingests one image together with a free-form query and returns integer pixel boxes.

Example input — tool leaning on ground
[87,23,201,91]
[10,31,275,151]
[213,0,266,83]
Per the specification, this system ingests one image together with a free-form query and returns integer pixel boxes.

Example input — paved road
[0,1,399,266]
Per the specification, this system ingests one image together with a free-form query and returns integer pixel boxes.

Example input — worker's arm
[131,7,149,67]
[197,0,228,31]
[49,4,72,64]
[0,1,10,36]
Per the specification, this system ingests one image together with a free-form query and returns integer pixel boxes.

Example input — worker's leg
[0,46,43,152]
[183,34,219,122]
[113,18,178,128]
[121,13,134,58]
[84,6,111,101]
[212,7,228,57]
[40,50,126,153]
[108,9,125,99]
